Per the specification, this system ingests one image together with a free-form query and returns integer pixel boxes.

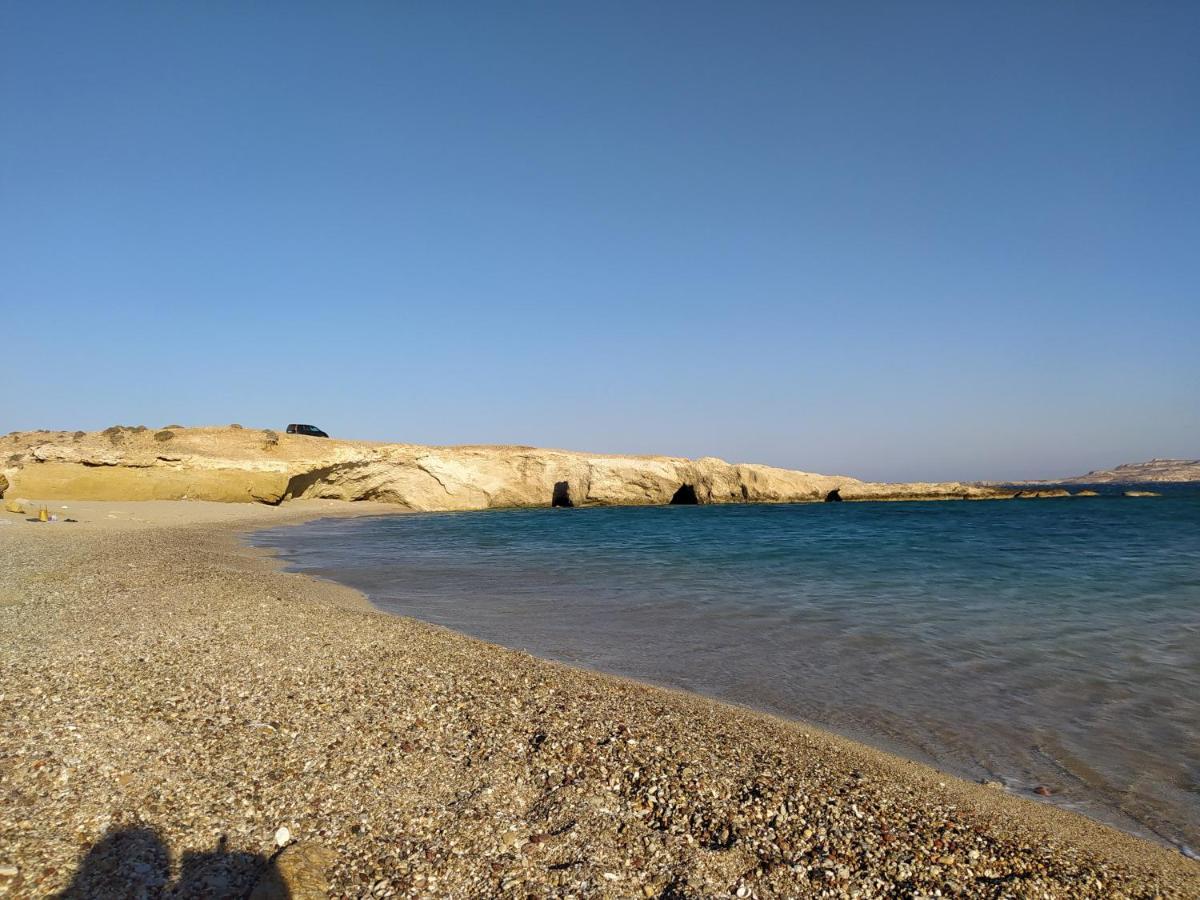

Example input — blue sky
[3,2,1197,481]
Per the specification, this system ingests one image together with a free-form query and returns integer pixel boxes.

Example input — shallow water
[253,486,1200,852]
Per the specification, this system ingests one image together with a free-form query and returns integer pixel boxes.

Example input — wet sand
[1,500,1196,897]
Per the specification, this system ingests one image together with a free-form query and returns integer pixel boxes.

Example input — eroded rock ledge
[3,426,1019,509]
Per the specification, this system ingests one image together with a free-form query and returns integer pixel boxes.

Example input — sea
[251,483,1200,855]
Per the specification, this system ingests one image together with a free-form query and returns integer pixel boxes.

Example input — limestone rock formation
[2,426,1019,509]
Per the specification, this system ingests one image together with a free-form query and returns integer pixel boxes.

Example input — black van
[285,424,329,438]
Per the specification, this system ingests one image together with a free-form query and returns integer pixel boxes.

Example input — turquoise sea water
[252,486,1200,854]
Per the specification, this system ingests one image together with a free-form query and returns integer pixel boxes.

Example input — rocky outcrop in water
[2,426,1018,509]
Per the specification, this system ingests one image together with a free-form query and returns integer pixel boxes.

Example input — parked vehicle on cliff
[286,424,329,438]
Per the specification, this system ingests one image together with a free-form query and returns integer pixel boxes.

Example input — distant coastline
[1007,458,1200,485]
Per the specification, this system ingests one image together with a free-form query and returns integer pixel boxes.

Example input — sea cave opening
[825,489,843,503]
[669,484,699,505]
[552,481,574,508]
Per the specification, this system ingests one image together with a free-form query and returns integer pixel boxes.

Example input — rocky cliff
[2,426,1016,509]
[1057,458,1200,484]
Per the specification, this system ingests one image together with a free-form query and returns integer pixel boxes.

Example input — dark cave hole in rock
[552,481,574,508]
[670,484,699,505]
[825,489,843,502]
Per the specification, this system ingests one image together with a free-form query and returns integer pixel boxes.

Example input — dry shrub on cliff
[230,423,244,430]
[262,429,279,449]
[100,424,147,443]
[72,431,85,441]
[154,430,175,442]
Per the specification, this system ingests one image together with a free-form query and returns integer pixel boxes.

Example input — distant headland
[1052,458,1200,484]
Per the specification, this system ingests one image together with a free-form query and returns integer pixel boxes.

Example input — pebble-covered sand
[1,501,1196,898]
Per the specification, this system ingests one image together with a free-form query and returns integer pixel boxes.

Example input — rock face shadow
[56,827,269,899]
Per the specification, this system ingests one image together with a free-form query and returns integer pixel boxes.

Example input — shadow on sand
[56,827,271,899]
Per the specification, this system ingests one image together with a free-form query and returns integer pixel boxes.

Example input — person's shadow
[56,827,271,899]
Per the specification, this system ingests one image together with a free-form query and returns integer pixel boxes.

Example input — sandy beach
[1,501,1197,898]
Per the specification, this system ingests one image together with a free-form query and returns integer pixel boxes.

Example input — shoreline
[1,500,1197,896]
[251,505,1199,856]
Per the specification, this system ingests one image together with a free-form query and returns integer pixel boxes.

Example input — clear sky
[3,2,1197,482]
